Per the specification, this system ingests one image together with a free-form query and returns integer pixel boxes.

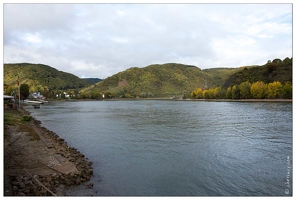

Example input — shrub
[22,115,32,122]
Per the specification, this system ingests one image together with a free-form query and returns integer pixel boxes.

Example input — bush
[22,115,32,122]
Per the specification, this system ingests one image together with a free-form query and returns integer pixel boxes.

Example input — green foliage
[5,57,292,100]
[4,114,15,125]
[4,85,17,96]
[82,63,215,98]
[223,57,292,87]
[226,87,232,99]
[4,63,90,98]
[20,84,30,100]
[190,57,292,100]
[239,81,251,99]
[203,67,245,86]
[21,115,33,122]
[231,85,240,99]
[282,82,292,99]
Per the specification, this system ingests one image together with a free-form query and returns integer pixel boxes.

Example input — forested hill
[4,63,90,91]
[81,63,223,98]
[223,57,292,88]
[4,58,292,99]
[81,58,292,99]
[190,57,292,99]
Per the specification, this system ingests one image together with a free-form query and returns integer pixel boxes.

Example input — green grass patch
[21,115,32,122]
[4,109,40,141]
[4,113,19,126]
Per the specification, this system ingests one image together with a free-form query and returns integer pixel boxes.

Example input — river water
[24,100,292,196]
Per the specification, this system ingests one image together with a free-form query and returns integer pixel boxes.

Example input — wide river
[24,100,292,196]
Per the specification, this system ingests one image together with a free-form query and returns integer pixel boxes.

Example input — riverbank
[4,108,94,196]
[48,97,292,102]
[183,98,293,102]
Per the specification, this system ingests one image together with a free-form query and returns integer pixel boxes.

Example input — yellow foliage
[267,81,283,99]
[250,81,267,99]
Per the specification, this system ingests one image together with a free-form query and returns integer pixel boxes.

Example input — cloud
[4,4,292,78]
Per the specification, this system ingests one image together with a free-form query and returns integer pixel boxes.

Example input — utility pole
[18,74,20,110]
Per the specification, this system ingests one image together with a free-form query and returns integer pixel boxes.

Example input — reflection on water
[25,100,292,196]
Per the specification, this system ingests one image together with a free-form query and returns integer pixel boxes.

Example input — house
[29,92,45,100]
[3,95,15,108]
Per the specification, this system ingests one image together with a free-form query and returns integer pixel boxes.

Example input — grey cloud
[4,4,292,78]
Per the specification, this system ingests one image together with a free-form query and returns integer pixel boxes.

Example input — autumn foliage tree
[190,88,203,99]
[267,81,283,99]
[250,81,267,99]
[190,81,292,100]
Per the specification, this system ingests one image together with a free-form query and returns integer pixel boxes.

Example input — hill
[4,58,292,99]
[4,63,90,92]
[81,58,292,99]
[223,57,292,87]
[81,63,217,98]
[202,67,251,87]
[82,78,103,85]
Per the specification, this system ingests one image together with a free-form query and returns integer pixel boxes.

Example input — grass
[4,108,40,141]
[4,110,22,126]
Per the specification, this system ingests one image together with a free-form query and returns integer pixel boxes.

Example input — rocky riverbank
[4,108,94,196]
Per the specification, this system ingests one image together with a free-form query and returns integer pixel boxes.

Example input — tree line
[190,81,292,100]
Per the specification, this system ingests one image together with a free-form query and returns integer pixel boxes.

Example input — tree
[4,85,17,96]
[195,88,203,99]
[206,88,215,99]
[272,58,282,64]
[282,82,292,99]
[267,81,283,99]
[231,85,240,99]
[190,88,203,99]
[283,57,292,65]
[202,90,208,99]
[20,84,30,100]
[216,87,226,99]
[250,81,267,99]
[239,81,251,99]
[226,87,232,99]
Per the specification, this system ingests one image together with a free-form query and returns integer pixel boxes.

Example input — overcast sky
[3,3,292,78]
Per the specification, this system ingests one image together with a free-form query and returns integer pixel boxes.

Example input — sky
[3,3,292,78]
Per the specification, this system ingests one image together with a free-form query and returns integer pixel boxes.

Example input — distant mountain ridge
[81,58,292,98]
[81,63,214,98]
[4,58,292,99]
[82,78,103,85]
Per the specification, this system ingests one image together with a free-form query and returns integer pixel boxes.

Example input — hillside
[4,58,292,99]
[81,63,217,98]
[4,63,90,92]
[83,78,102,85]
[223,57,292,87]
[202,65,260,87]
[82,58,292,99]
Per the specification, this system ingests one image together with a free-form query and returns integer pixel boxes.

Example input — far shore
[43,98,292,103]
[181,98,292,102]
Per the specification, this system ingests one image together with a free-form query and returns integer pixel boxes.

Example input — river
[24,100,292,196]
